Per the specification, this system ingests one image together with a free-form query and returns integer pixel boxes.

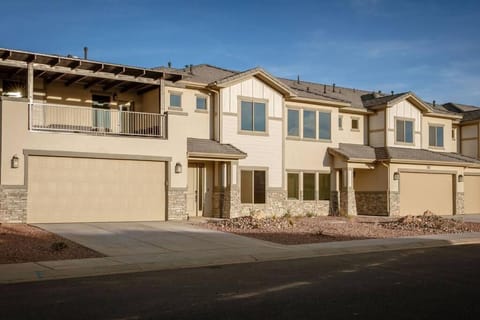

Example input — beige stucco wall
[421,115,455,152]
[220,77,283,188]
[386,100,422,148]
[354,165,388,191]
[368,110,385,147]
[460,123,478,158]
[0,98,188,188]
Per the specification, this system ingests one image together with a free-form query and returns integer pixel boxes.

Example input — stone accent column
[388,191,400,216]
[0,187,28,223]
[339,168,357,216]
[456,192,465,215]
[330,191,339,216]
[167,189,187,220]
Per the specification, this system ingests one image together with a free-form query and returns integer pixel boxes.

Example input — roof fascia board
[288,96,350,108]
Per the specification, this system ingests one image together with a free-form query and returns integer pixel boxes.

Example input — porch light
[175,162,182,174]
[11,155,19,169]
[458,175,464,183]
[393,172,400,181]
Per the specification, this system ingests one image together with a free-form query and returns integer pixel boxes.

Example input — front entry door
[187,164,205,217]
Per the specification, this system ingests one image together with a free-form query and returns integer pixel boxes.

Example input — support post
[27,63,34,104]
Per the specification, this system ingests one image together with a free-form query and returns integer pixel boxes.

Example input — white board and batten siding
[368,110,385,147]
[220,77,283,188]
[386,100,422,148]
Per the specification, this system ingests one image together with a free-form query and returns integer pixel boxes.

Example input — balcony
[29,103,167,138]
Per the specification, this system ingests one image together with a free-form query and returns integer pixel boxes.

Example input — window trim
[237,97,269,135]
[195,94,208,112]
[394,117,415,145]
[240,167,268,204]
[302,109,317,140]
[168,91,183,109]
[285,170,331,202]
[428,123,445,149]
[351,117,360,131]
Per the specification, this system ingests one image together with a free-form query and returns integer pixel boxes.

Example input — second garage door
[464,175,480,214]
[400,172,454,216]
[27,156,166,223]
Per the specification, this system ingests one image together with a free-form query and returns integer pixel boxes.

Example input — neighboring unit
[1,48,480,223]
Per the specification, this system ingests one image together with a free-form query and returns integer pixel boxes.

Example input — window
[318,174,330,200]
[396,119,414,143]
[338,115,343,130]
[303,110,316,139]
[319,112,331,140]
[92,95,111,129]
[196,96,207,110]
[287,173,299,199]
[303,173,315,201]
[170,93,181,108]
[241,170,266,204]
[452,129,456,140]
[429,125,444,147]
[351,118,359,130]
[241,101,266,132]
[287,109,300,137]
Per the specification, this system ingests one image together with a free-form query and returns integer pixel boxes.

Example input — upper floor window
[396,119,414,144]
[170,93,182,108]
[241,101,266,132]
[303,110,316,139]
[429,125,444,147]
[351,118,359,130]
[240,170,266,204]
[287,109,300,137]
[319,112,331,140]
[196,96,207,110]
[338,115,343,130]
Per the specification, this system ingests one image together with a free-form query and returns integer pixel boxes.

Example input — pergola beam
[120,82,144,93]
[45,73,66,84]
[102,81,124,91]
[65,75,88,87]
[84,78,106,89]
[1,50,12,60]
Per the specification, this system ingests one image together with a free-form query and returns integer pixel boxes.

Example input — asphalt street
[1,245,480,320]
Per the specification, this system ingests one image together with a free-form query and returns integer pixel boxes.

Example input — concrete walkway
[1,221,480,284]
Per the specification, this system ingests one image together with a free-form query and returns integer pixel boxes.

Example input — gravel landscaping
[204,214,480,245]
[0,224,104,264]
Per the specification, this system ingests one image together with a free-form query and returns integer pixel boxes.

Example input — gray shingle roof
[330,143,480,165]
[460,108,480,122]
[187,138,246,159]
[443,102,479,113]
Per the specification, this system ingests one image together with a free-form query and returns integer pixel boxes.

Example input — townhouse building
[1,47,480,223]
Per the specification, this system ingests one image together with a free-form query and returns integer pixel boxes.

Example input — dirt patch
[0,224,104,264]
[204,215,480,245]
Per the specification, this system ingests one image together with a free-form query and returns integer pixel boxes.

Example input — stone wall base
[340,188,357,216]
[0,187,28,223]
[167,189,187,220]
[355,191,388,216]
[388,191,400,216]
[456,192,464,215]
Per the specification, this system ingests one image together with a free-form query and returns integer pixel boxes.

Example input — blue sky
[1,0,479,105]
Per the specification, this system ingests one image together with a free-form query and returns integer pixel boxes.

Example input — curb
[2,233,480,285]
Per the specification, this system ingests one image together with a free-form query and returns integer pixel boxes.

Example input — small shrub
[305,212,315,218]
[51,241,68,252]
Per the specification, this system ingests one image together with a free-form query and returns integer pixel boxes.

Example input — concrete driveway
[34,221,274,257]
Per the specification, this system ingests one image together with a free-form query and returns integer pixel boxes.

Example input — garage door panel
[464,176,480,214]
[400,172,453,216]
[27,156,166,223]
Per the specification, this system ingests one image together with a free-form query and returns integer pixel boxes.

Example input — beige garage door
[27,156,166,223]
[400,172,453,216]
[464,176,480,214]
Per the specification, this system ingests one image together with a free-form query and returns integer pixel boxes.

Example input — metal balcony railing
[29,103,167,138]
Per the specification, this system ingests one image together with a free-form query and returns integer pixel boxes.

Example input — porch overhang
[187,138,247,161]
[0,47,184,95]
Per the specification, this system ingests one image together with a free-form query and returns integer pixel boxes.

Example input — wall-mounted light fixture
[11,155,19,169]
[175,162,182,174]
[393,172,400,181]
[458,175,464,183]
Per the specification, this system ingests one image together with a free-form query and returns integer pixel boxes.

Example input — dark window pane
[429,126,436,146]
[253,102,266,132]
[287,173,299,199]
[241,101,253,131]
[303,173,315,200]
[196,97,207,110]
[405,121,413,143]
[318,174,330,200]
[396,120,404,142]
[253,171,266,204]
[241,171,253,203]
[338,116,343,129]
[319,112,331,140]
[288,109,299,136]
[170,94,181,107]
[437,127,444,147]
[303,110,316,138]
[352,119,359,130]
